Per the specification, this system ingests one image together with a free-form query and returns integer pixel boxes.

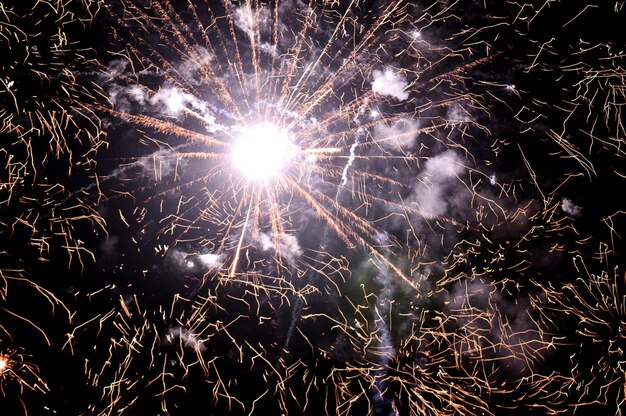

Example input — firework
[58,0,626,413]
[1,0,626,415]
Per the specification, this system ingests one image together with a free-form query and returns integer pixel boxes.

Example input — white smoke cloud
[179,46,214,85]
[149,86,216,127]
[105,54,216,125]
[167,327,206,352]
[107,84,147,113]
[561,198,582,217]
[149,86,195,117]
[411,150,465,217]
[260,42,278,57]
[340,130,362,185]
[233,3,272,36]
[198,252,223,269]
[107,59,128,77]
[373,118,419,149]
[165,248,223,271]
[258,232,302,263]
[446,103,472,122]
[164,248,192,269]
[424,150,464,177]
[371,68,409,101]
[107,83,210,121]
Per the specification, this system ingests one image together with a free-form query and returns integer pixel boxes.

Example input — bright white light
[0,357,7,373]
[232,123,297,180]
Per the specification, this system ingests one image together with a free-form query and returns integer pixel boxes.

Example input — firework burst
[83,0,511,294]
[2,0,626,415]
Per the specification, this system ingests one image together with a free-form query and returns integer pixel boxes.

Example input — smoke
[371,68,409,101]
[164,248,223,271]
[163,248,194,269]
[106,58,128,78]
[411,150,465,218]
[149,86,207,119]
[233,2,272,37]
[260,42,278,57]
[198,253,223,269]
[341,131,362,185]
[445,278,548,376]
[373,118,420,149]
[258,232,303,264]
[179,46,214,86]
[367,257,397,415]
[561,198,582,217]
[446,103,473,123]
[166,327,206,352]
[99,235,120,262]
[107,84,146,113]
[105,58,217,125]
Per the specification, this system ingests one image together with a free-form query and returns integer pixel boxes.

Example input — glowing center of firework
[0,358,7,373]
[232,123,297,180]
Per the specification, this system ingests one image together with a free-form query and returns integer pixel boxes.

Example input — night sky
[1,1,626,415]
